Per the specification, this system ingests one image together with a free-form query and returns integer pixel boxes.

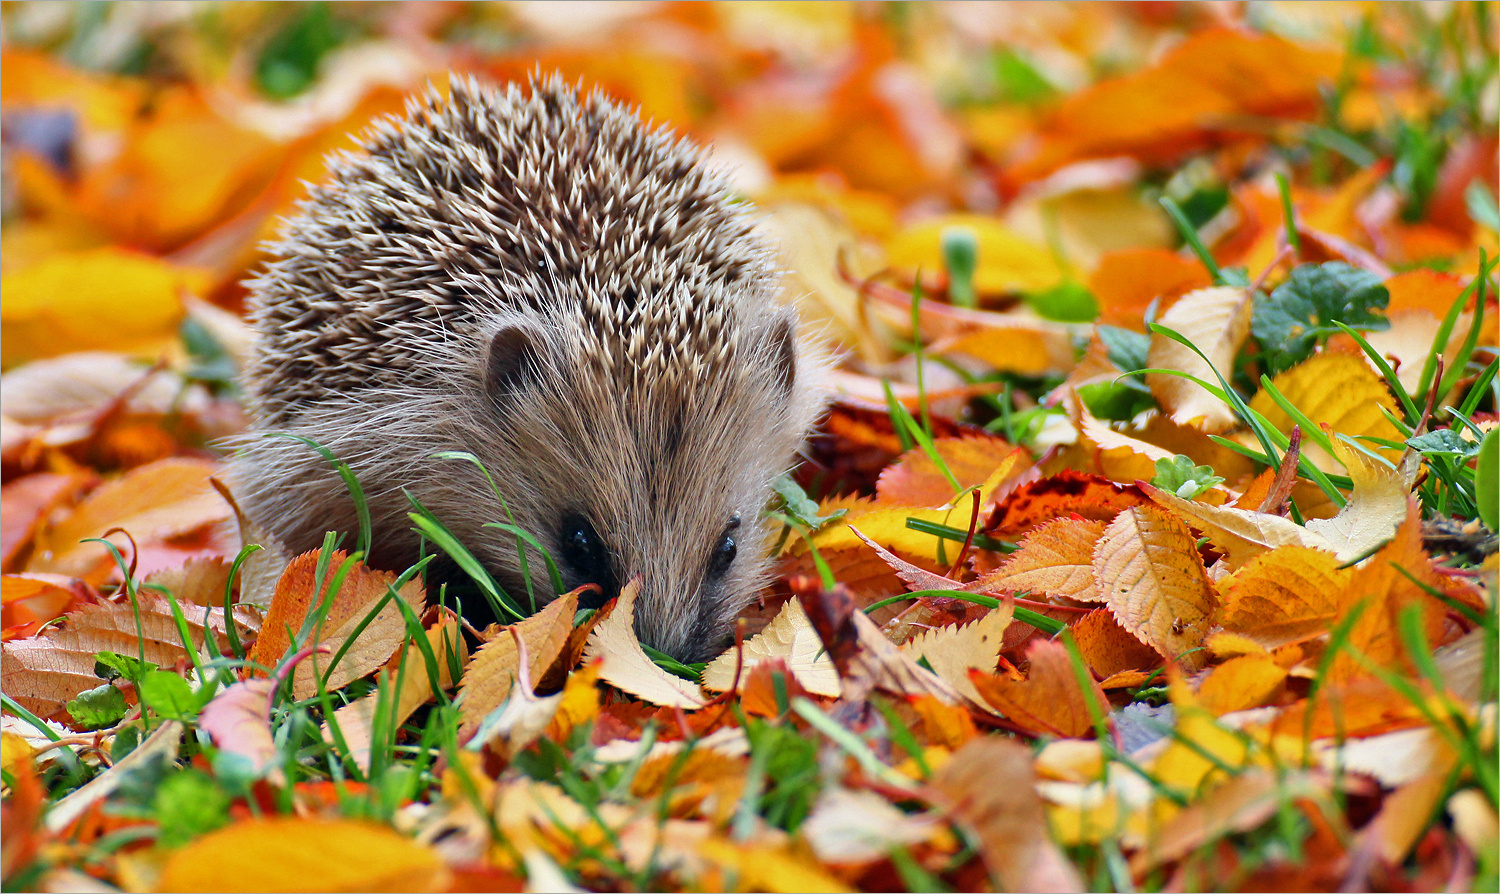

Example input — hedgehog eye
[707,515,740,579]
[558,512,613,605]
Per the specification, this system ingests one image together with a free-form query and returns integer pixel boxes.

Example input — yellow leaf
[1094,506,1217,667]
[1,731,36,775]
[1217,546,1348,648]
[884,213,1063,295]
[1146,286,1253,433]
[583,579,705,709]
[1304,438,1410,563]
[900,605,1014,707]
[976,518,1105,602]
[0,248,203,368]
[157,818,447,893]
[941,318,1079,376]
[457,591,579,736]
[1196,654,1288,715]
[543,661,602,742]
[695,837,851,894]
[701,598,840,697]
[1247,353,1403,471]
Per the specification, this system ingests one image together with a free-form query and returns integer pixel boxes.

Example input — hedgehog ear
[486,323,542,400]
[768,313,798,405]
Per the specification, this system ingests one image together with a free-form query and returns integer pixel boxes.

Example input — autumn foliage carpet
[1,3,1497,893]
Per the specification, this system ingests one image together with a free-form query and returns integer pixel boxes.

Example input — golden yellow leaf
[941,318,1079,376]
[970,639,1107,738]
[1195,654,1288,715]
[583,579,705,709]
[157,818,447,893]
[0,248,204,368]
[1146,286,1252,433]
[701,598,840,697]
[1217,546,1348,648]
[695,836,851,894]
[900,605,1014,707]
[246,551,425,700]
[1246,352,1403,470]
[884,213,1062,295]
[30,457,230,582]
[457,591,578,736]
[976,518,1105,602]
[543,660,602,743]
[1094,505,1217,667]
[1,731,36,776]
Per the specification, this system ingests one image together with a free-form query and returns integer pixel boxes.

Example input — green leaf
[942,226,979,309]
[254,2,347,100]
[1077,379,1156,421]
[1252,262,1390,373]
[1477,428,1498,533]
[1406,429,1480,459]
[66,683,128,730]
[94,651,158,684]
[153,769,231,847]
[137,671,203,721]
[1098,325,1150,372]
[772,475,845,531]
[1151,454,1225,500]
[1027,280,1099,323]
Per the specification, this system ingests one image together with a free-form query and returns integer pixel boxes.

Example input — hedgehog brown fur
[230,74,829,661]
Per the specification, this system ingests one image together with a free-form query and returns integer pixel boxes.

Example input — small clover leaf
[1151,454,1224,500]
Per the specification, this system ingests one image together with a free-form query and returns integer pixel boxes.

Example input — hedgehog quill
[231,75,829,661]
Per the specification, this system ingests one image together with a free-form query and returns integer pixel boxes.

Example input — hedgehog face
[465,304,823,662]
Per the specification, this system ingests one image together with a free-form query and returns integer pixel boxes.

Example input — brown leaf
[931,736,1084,893]
[1094,506,1217,668]
[1069,608,1161,679]
[969,639,1107,738]
[1,593,254,723]
[798,587,963,706]
[246,550,425,700]
[458,591,578,737]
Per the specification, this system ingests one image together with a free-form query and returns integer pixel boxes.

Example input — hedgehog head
[236,75,828,661]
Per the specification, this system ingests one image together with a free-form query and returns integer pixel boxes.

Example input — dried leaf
[701,598,840,698]
[976,518,1105,602]
[1094,506,1217,667]
[1142,482,1325,569]
[584,580,705,709]
[457,593,577,738]
[1069,608,1162,679]
[1146,286,1252,433]
[969,639,1107,738]
[198,678,280,780]
[1246,352,1404,470]
[900,604,1014,706]
[1,593,252,723]
[45,719,183,833]
[800,788,940,865]
[246,550,425,700]
[1195,654,1288,715]
[30,457,231,582]
[1217,546,1348,648]
[1303,438,1410,563]
[336,612,467,769]
[876,434,1018,506]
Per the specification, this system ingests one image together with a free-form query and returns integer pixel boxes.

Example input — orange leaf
[1069,608,1161,679]
[1195,654,1288,715]
[1094,505,1217,667]
[1088,249,1212,330]
[1217,546,1348,649]
[970,639,1107,738]
[976,518,1105,602]
[458,591,579,736]
[876,434,1017,507]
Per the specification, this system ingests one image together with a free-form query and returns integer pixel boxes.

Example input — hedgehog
[229,74,828,662]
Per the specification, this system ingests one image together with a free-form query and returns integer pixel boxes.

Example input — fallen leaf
[157,817,447,893]
[246,550,425,700]
[29,457,231,582]
[800,787,940,865]
[876,435,1017,507]
[987,471,1147,539]
[1142,481,1325,570]
[1129,769,1326,874]
[969,638,1107,738]
[1195,654,1288,715]
[1246,352,1404,471]
[198,678,280,781]
[2,574,92,641]
[459,592,578,737]
[46,720,182,833]
[1216,546,1347,648]
[336,611,467,768]
[695,835,851,894]
[1069,608,1162,679]
[884,213,1062,296]
[1146,286,1252,433]
[1094,506,1217,667]
[931,736,1084,893]
[583,580,705,709]
[701,598,840,698]
[1088,249,1213,330]
[900,604,1014,707]
[797,587,962,706]
[1303,437,1410,563]
[975,518,1105,602]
